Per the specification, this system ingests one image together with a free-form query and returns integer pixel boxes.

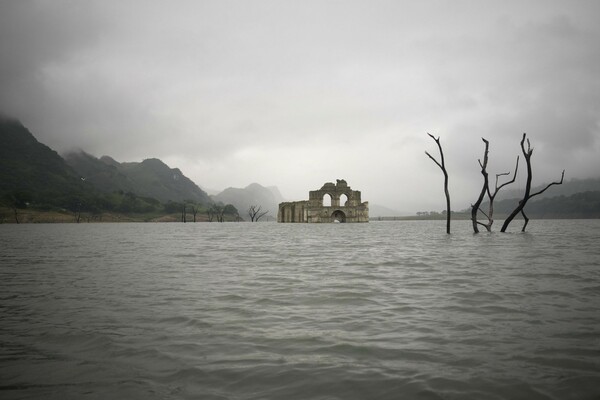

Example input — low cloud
[1,0,599,211]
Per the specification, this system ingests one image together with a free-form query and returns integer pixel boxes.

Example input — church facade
[278,179,369,223]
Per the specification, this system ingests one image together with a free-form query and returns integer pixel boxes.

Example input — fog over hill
[3,2,600,214]
[64,151,211,205]
[0,117,84,201]
[2,116,599,220]
[212,183,284,221]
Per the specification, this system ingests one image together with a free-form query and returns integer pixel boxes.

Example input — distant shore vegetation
[0,191,240,223]
[3,190,600,223]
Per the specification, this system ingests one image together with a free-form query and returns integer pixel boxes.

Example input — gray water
[1,220,599,400]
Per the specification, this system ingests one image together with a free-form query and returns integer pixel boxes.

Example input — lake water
[1,220,599,400]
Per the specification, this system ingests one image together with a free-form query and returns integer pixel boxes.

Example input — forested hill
[64,151,211,205]
[1,117,213,217]
[0,117,85,202]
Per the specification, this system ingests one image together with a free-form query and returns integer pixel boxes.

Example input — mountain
[266,186,285,204]
[482,191,600,219]
[64,151,211,205]
[212,183,281,220]
[496,177,600,201]
[119,158,211,204]
[0,117,85,202]
[63,151,136,193]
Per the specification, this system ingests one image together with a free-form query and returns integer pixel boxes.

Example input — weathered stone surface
[278,179,369,223]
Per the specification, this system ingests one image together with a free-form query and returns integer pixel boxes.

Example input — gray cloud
[1,0,599,212]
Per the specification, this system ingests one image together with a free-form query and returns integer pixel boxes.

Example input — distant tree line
[0,188,241,223]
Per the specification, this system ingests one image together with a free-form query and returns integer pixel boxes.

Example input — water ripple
[1,220,599,399]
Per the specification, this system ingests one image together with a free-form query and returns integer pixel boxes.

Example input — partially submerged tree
[248,205,269,222]
[425,133,451,234]
[471,138,519,233]
[215,205,225,223]
[2,191,32,224]
[500,133,565,232]
[189,203,198,222]
[480,157,519,232]
[471,138,490,233]
[206,207,215,222]
[75,200,82,223]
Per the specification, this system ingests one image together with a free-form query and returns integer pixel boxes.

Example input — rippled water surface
[1,220,599,399]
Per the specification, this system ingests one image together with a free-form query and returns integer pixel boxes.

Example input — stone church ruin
[278,179,369,223]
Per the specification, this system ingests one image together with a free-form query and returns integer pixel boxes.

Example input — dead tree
[518,170,565,231]
[248,205,269,222]
[500,133,565,232]
[471,138,490,233]
[10,204,19,224]
[471,138,519,232]
[74,200,82,223]
[480,157,519,232]
[3,192,32,224]
[425,133,451,234]
[216,205,225,222]
[189,204,198,222]
[181,203,186,223]
[206,207,215,222]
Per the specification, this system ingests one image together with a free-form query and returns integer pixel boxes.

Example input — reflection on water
[1,220,599,399]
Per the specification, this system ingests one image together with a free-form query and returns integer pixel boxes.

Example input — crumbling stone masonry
[278,179,369,223]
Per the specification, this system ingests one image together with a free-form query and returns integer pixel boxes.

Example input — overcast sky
[1,0,599,212]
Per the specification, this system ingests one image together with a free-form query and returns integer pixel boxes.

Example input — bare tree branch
[529,170,565,198]
[495,157,519,193]
[425,133,451,234]
[501,134,564,232]
[248,205,269,222]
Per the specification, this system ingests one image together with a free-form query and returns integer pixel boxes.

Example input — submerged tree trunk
[190,205,198,222]
[75,201,82,223]
[471,138,489,233]
[472,145,519,233]
[482,157,519,232]
[425,133,451,234]
[501,133,565,232]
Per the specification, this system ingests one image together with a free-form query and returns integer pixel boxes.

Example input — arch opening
[340,193,349,206]
[323,193,332,207]
[331,210,346,223]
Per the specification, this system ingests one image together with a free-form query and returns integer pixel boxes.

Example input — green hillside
[63,151,135,193]
[0,117,86,204]
[1,118,213,221]
[64,152,211,205]
[119,158,211,204]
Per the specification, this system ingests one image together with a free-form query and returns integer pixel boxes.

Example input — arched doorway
[331,210,346,223]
